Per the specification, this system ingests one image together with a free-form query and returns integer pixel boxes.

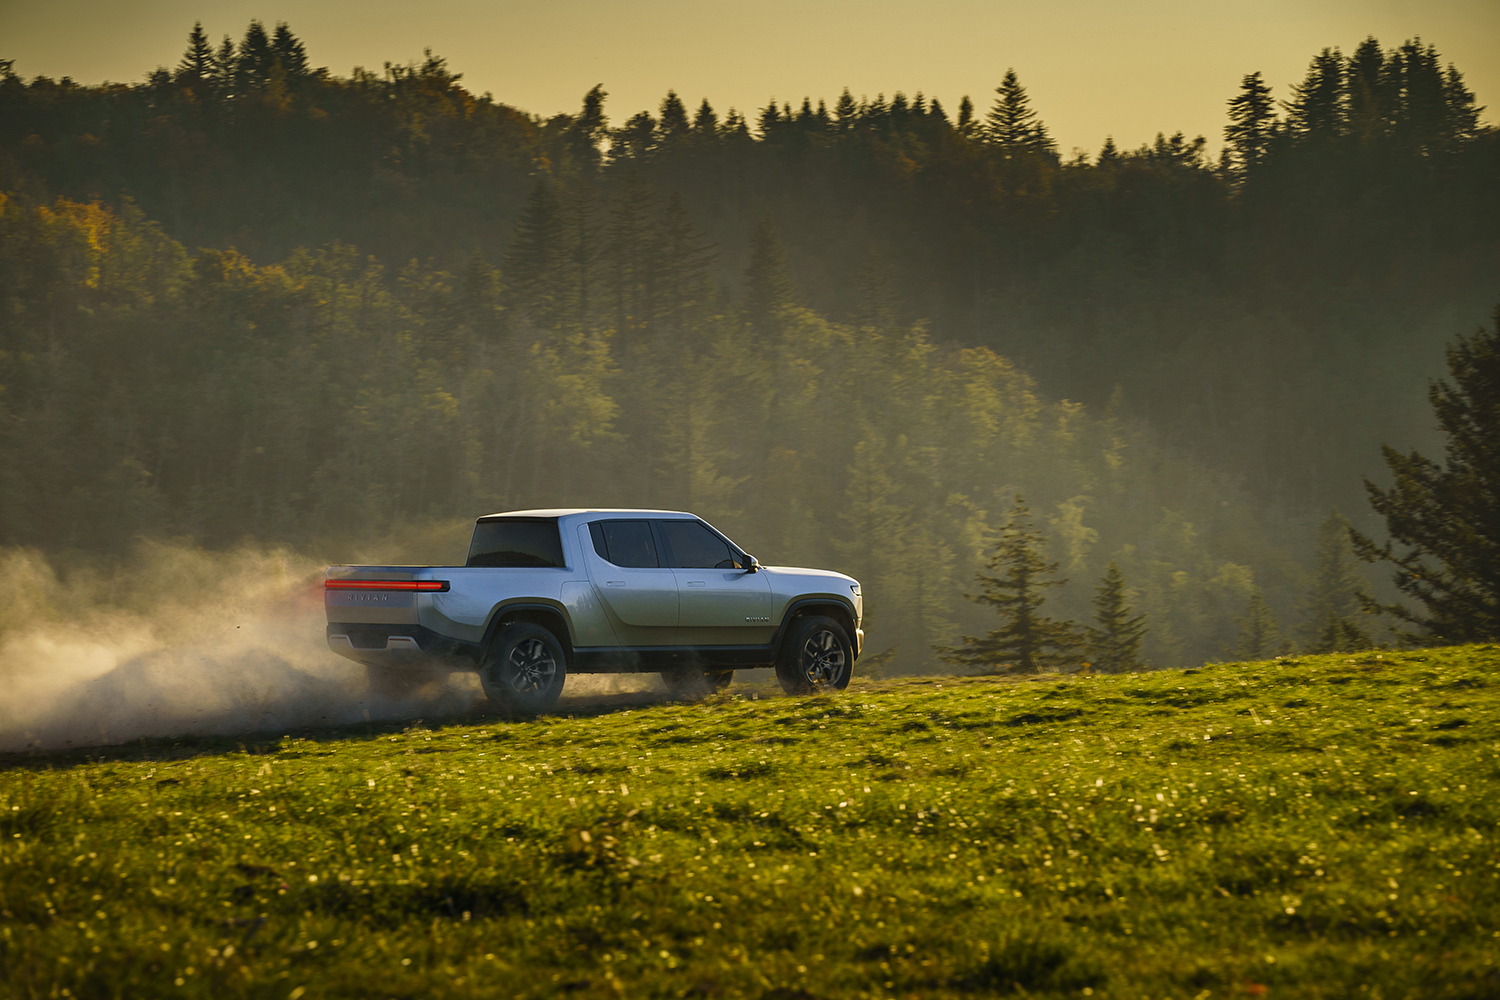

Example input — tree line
[1,25,1494,522]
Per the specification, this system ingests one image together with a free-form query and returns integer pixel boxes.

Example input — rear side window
[467,518,566,568]
[588,520,659,568]
[659,519,738,569]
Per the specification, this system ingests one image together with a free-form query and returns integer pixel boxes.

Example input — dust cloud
[0,543,742,754]
[0,543,474,753]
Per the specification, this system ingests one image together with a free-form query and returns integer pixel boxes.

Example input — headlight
[850,584,861,597]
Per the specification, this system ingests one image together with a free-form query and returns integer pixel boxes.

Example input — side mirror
[742,553,760,573]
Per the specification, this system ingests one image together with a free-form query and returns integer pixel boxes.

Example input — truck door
[580,519,679,645]
[658,518,773,645]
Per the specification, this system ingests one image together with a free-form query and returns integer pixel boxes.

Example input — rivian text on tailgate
[325,509,863,710]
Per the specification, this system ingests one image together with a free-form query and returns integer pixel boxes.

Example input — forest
[0,23,1496,671]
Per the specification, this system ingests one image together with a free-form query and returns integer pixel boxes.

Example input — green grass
[3,647,1499,999]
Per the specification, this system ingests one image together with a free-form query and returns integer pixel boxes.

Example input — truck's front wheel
[775,615,853,694]
[481,624,567,713]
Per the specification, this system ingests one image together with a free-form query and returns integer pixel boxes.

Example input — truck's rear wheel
[481,623,567,713]
[775,615,853,694]
[662,668,733,700]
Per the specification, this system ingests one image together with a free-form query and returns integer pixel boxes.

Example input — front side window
[467,518,565,568]
[659,519,739,569]
[589,520,660,568]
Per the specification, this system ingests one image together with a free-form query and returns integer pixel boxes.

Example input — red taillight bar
[324,579,448,592]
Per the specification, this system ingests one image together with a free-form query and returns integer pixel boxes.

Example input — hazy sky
[3,0,1496,156]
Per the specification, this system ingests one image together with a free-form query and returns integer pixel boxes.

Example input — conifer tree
[1286,48,1347,141]
[236,20,273,90]
[984,69,1053,154]
[565,85,609,169]
[611,111,657,161]
[742,216,796,336]
[1234,590,1281,659]
[938,495,1079,673]
[1346,36,1391,143]
[692,98,718,134]
[956,95,975,135]
[833,89,857,129]
[270,22,309,79]
[659,91,690,141]
[211,34,237,93]
[504,180,574,330]
[1097,136,1119,166]
[177,22,214,87]
[1304,510,1372,652]
[1442,64,1481,145]
[1351,306,1500,643]
[1086,561,1146,672]
[1224,71,1276,172]
[1393,39,1453,157]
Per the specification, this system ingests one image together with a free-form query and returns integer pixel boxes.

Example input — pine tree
[1393,39,1453,157]
[833,89,857,129]
[937,495,1079,673]
[693,98,718,134]
[1442,64,1481,146]
[566,85,609,169]
[270,22,309,79]
[984,69,1053,155]
[1234,590,1281,659]
[1224,71,1276,172]
[741,215,796,337]
[1351,305,1500,643]
[211,34,237,93]
[1098,136,1119,167]
[176,22,214,87]
[1086,561,1146,672]
[656,192,716,338]
[504,180,574,330]
[659,91,690,142]
[236,20,273,91]
[1304,510,1372,652]
[611,111,657,161]
[1285,48,1347,141]
[1346,36,1391,143]
[955,95,975,135]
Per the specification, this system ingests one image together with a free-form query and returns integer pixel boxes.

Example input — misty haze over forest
[0,23,1496,671]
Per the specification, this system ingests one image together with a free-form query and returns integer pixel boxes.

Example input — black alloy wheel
[482,623,567,712]
[776,615,853,694]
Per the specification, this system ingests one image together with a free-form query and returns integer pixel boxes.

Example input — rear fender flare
[480,600,575,657]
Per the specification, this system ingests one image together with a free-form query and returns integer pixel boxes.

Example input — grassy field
[2,647,1498,999]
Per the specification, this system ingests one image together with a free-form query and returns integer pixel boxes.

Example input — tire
[662,668,734,700]
[366,664,442,698]
[481,623,567,713]
[775,615,853,694]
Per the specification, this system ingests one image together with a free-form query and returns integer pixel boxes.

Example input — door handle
[686,581,707,588]
[605,581,626,587]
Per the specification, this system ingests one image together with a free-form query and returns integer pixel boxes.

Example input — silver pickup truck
[325,509,863,711]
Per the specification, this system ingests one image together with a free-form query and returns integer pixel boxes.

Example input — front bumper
[854,627,864,658]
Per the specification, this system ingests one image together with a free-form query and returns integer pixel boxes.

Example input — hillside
[3,646,1497,998]
[3,30,1497,521]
